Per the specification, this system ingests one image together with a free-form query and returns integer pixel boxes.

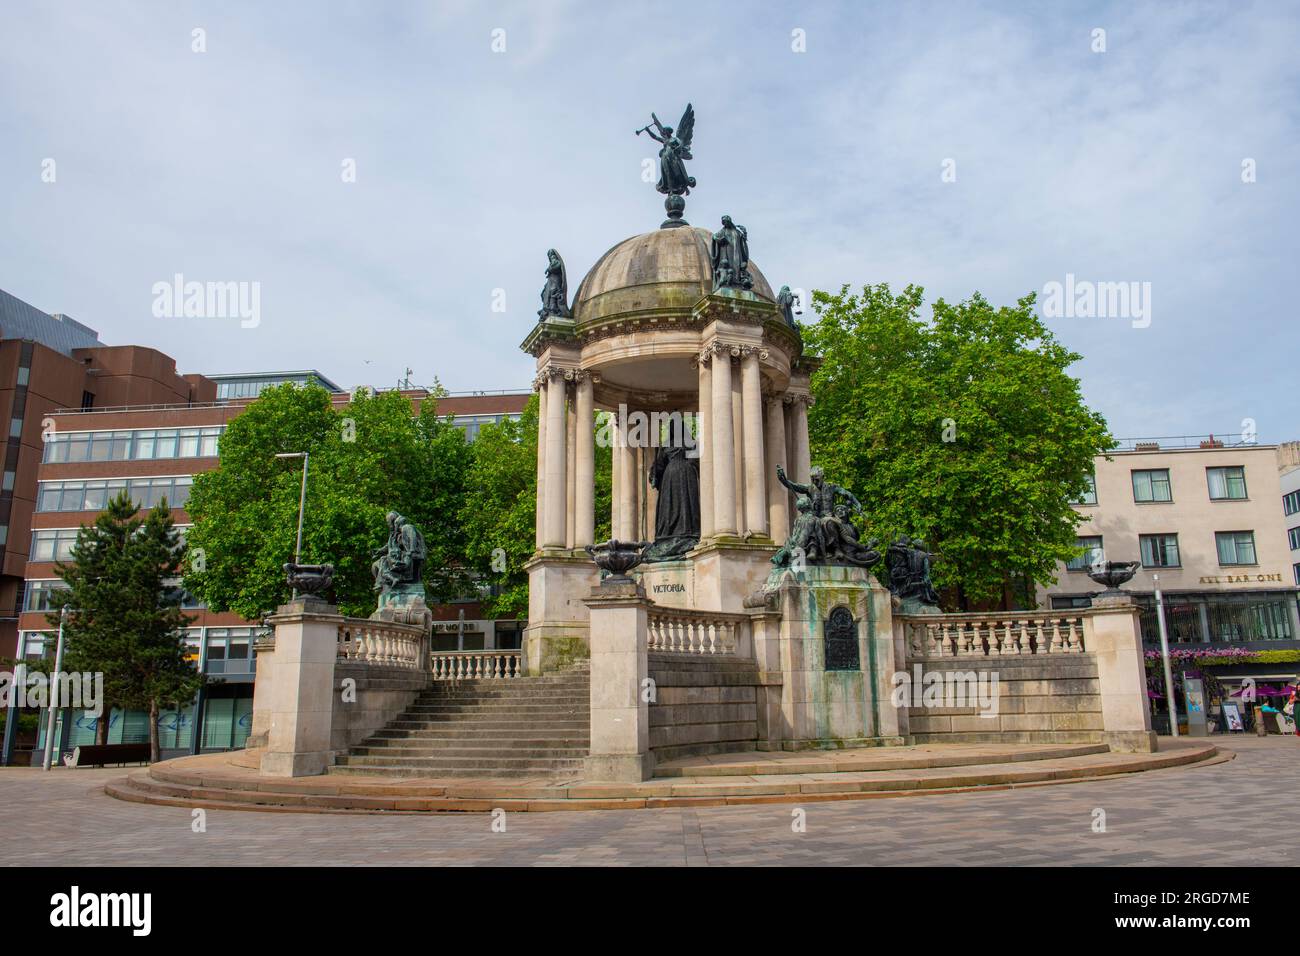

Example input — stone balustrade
[900,611,1086,659]
[336,619,427,670]
[430,650,523,680]
[647,607,746,656]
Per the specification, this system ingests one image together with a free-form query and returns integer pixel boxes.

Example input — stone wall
[905,654,1104,745]
[330,662,428,754]
[648,654,761,762]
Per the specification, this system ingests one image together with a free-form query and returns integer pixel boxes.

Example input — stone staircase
[330,663,590,779]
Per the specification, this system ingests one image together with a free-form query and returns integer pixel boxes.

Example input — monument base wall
[648,654,761,762]
[905,655,1104,745]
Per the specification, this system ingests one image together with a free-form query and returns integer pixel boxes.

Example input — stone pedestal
[584,580,654,782]
[691,540,777,614]
[524,551,599,674]
[1085,595,1158,753]
[634,558,695,608]
[762,565,902,750]
[259,598,342,777]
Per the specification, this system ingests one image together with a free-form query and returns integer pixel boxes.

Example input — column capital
[783,391,815,407]
[533,363,587,389]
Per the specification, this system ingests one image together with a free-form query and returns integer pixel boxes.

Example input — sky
[1,0,1296,442]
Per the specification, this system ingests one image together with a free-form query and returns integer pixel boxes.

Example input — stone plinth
[691,540,777,614]
[1084,595,1158,753]
[635,558,694,608]
[760,565,902,750]
[584,580,654,782]
[523,551,599,674]
[259,598,343,777]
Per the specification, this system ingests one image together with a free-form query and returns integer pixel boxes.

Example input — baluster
[1001,620,1016,655]
[1033,620,1046,655]
[1050,620,1064,653]
[1068,617,1083,652]
[941,622,953,657]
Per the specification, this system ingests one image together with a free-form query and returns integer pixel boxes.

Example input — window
[1066,536,1104,571]
[1075,474,1097,505]
[23,580,67,612]
[36,476,192,512]
[16,366,29,386]
[204,628,258,675]
[1140,533,1180,568]
[1286,491,1300,516]
[1207,466,1247,500]
[8,418,22,439]
[30,529,81,562]
[1290,527,1300,551]
[1132,469,1172,502]
[42,427,223,463]
[1216,531,1258,566]
[1294,563,1300,586]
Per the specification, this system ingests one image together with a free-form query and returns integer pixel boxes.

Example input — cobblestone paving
[1,737,1293,866]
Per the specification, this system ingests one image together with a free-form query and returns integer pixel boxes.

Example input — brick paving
[1,736,1295,866]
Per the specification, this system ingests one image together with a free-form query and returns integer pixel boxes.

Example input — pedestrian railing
[899,611,1087,659]
[429,650,523,680]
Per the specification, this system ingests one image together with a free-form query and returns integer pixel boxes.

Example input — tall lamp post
[42,605,70,771]
[275,452,309,599]
[1153,573,1179,738]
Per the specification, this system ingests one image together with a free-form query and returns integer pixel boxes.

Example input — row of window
[37,476,193,513]
[1068,530,1259,570]
[30,526,189,563]
[1285,490,1300,516]
[21,626,257,676]
[43,427,224,464]
[1077,466,1250,505]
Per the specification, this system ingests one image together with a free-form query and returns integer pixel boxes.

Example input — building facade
[1039,437,1300,709]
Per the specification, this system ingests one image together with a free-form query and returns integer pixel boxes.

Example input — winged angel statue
[638,103,696,196]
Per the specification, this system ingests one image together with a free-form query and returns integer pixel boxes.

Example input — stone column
[543,375,568,549]
[565,396,577,549]
[259,598,342,777]
[741,349,767,537]
[697,358,714,539]
[534,381,547,550]
[574,375,595,548]
[610,410,621,538]
[765,395,789,543]
[584,580,653,782]
[731,370,745,534]
[617,416,636,540]
[1085,596,1158,753]
[710,347,737,536]
[791,396,811,485]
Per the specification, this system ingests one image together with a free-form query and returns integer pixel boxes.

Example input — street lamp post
[1153,573,1179,738]
[275,452,309,599]
[42,606,69,771]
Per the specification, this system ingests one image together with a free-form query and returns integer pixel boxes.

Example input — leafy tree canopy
[802,283,1112,607]
[184,384,472,619]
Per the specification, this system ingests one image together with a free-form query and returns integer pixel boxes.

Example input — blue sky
[1,1,1296,441]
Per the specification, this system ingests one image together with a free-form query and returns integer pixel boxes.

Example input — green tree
[461,395,611,618]
[52,491,201,759]
[803,283,1112,608]
[184,383,472,620]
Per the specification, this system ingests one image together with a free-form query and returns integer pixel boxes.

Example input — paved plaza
[1,736,1295,866]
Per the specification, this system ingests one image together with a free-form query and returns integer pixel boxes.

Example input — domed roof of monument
[572,226,775,324]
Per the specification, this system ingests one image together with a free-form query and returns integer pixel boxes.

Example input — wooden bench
[69,743,151,767]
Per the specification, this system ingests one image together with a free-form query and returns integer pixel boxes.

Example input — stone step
[336,754,586,771]
[325,765,585,780]
[351,745,589,759]
[385,717,590,730]
[418,690,590,702]
[369,731,590,745]
[402,705,590,717]
[412,694,590,706]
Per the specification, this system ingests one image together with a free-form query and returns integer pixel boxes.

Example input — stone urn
[1086,560,1140,598]
[585,539,650,584]
[284,563,335,598]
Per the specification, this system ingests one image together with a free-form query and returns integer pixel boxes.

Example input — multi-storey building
[10,384,529,762]
[0,289,217,659]
[1280,442,1300,598]
[1039,436,1300,700]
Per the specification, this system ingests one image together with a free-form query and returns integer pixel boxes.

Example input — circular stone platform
[104,740,1224,814]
